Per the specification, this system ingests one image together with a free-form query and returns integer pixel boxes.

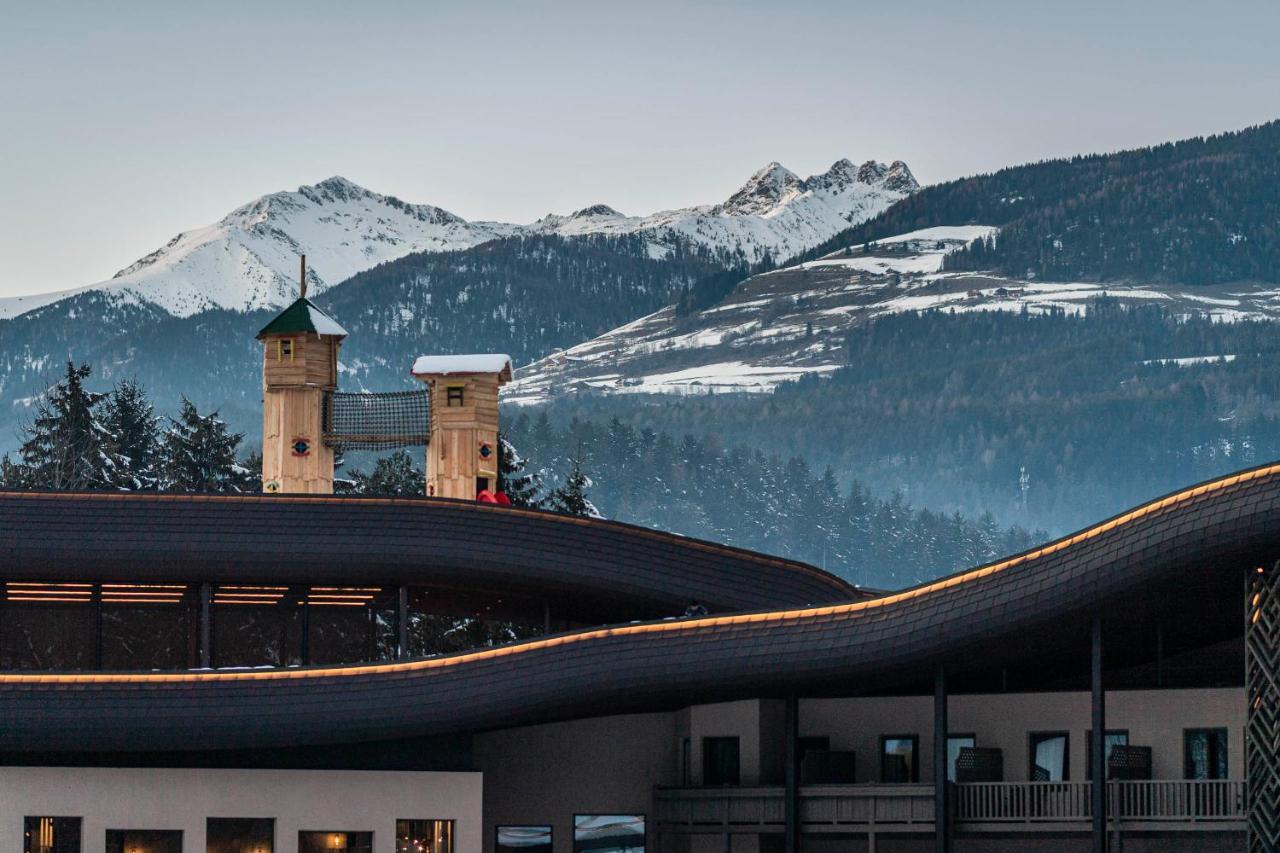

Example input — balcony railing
[655,780,1245,836]
[955,780,1245,827]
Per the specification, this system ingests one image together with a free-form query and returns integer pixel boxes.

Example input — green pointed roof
[256,297,348,339]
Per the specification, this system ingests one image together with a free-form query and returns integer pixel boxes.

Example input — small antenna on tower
[299,254,307,299]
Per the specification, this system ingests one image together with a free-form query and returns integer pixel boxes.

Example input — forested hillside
[801,121,1280,285]
[529,302,1280,533]
[504,411,1041,589]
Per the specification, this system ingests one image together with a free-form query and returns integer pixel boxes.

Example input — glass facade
[24,817,81,853]
[206,819,274,853]
[396,819,453,853]
[405,588,544,657]
[496,826,551,853]
[298,832,373,853]
[105,829,182,853]
[573,816,644,853]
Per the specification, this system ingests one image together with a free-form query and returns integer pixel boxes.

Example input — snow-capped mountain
[531,158,918,264]
[506,225,1280,403]
[0,161,916,321]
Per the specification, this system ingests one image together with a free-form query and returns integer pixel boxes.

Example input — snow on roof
[306,303,348,336]
[412,353,513,377]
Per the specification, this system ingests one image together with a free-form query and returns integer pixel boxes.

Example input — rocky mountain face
[1,161,916,322]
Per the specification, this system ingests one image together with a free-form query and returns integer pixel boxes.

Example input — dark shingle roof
[256,297,348,339]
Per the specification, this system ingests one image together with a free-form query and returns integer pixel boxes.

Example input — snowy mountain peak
[883,161,919,193]
[571,204,625,219]
[718,162,806,215]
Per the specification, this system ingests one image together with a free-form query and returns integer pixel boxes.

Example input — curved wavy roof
[0,490,855,619]
[1,462,1277,754]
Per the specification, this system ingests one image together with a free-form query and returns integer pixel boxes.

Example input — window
[496,827,551,853]
[947,734,976,783]
[101,585,196,671]
[680,737,692,786]
[2,589,96,670]
[206,819,274,853]
[298,832,373,853]
[211,586,303,668]
[106,830,182,853]
[396,820,453,853]
[24,817,81,853]
[1028,732,1070,781]
[573,816,643,853]
[881,735,919,783]
[445,385,464,406]
[702,736,740,786]
[278,339,294,361]
[1184,728,1229,780]
[1086,729,1130,780]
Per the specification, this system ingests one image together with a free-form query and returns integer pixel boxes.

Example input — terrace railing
[955,780,1245,828]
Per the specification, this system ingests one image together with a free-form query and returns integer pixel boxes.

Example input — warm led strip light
[1,461,1276,684]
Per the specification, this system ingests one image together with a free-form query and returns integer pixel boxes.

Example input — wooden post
[1092,617,1107,853]
[934,664,949,853]
[300,254,307,298]
[785,693,800,853]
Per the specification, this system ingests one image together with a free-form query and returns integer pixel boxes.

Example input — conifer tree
[348,450,424,496]
[161,398,251,492]
[497,432,542,507]
[17,361,118,490]
[101,379,160,490]
[548,457,600,518]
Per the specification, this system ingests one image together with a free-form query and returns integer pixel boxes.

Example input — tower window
[278,338,294,362]
[446,386,464,406]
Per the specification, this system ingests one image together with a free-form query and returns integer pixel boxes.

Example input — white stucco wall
[0,767,482,853]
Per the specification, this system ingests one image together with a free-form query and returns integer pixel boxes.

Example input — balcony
[653,780,1245,838]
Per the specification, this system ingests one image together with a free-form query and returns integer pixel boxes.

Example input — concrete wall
[474,712,678,853]
[800,687,1244,783]
[0,767,482,853]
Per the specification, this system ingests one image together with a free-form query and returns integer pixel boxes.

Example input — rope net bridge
[323,390,430,452]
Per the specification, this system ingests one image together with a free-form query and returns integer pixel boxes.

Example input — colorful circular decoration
[264,480,282,493]
[291,437,312,457]
[479,441,493,459]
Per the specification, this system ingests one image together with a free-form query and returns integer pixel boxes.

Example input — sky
[2,0,1279,298]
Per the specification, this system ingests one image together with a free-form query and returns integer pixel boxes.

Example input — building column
[1091,617,1107,853]
[1247,562,1280,852]
[784,693,800,853]
[198,582,212,668]
[397,585,409,659]
[934,664,949,853]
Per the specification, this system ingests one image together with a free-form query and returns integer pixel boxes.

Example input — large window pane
[496,826,551,853]
[212,587,301,668]
[573,816,644,853]
[24,817,81,853]
[946,735,976,783]
[1184,728,1229,780]
[100,584,195,670]
[299,832,373,853]
[1029,732,1069,781]
[106,830,182,853]
[3,591,96,670]
[405,588,543,657]
[396,819,453,853]
[702,736,740,786]
[881,735,919,783]
[1086,729,1129,780]
[306,588,395,665]
[207,818,273,853]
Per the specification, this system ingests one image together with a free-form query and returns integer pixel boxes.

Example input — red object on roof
[495,492,512,506]
[476,490,497,504]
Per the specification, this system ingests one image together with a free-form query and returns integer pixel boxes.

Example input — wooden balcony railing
[653,785,934,834]
[954,780,1245,827]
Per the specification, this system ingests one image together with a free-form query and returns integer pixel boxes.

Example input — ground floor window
[1086,729,1130,779]
[206,818,273,853]
[106,829,182,853]
[573,816,644,853]
[1029,731,1069,781]
[24,816,81,853]
[946,734,976,783]
[298,832,372,853]
[881,734,919,783]
[1184,727,1229,779]
[396,819,453,853]
[702,736,740,786]
[496,826,551,853]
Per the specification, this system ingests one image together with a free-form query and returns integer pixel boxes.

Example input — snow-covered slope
[531,159,917,264]
[506,225,1280,403]
[1,161,916,321]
